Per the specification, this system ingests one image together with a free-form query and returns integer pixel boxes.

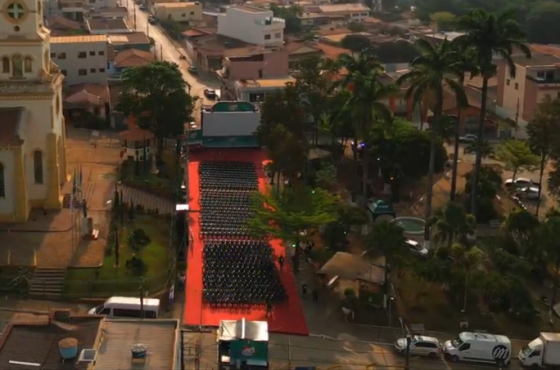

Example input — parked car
[405,239,428,257]
[148,16,156,24]
[188,65,197,74]
[516,186,542,200]
[395,335,441,358]
[458,134,477,143]
[505,177,540,189]
[204,89,217,99]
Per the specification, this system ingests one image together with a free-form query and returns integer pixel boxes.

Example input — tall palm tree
[397,38,467,248]
[338,52,397,202]
[464,139,495,159]
[428,201,475,249]
[455,9,531,216]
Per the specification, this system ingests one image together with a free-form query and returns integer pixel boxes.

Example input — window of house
[58,53,66,59]
[181,13,186,17]
[77,51,87,59]
[61,69,67,76]
[11,55,23,78]
[1,57,9,73]
[274,32,281,39]
[98,51,105,56]
[537,71,545,79]
[90,68,96,73]
[50,52,55,58]
[99,68,105,72]
[264,34,271,40]
[33,151,43,184]
[506,79,510,86]
[249,93,265,102]
[546,71,555,81]
[78,69,87,76]
[515,83,519,90]
[89,51,95,56]
[24,56,32,72]
[190,11,194,15]
[0,163,5,197]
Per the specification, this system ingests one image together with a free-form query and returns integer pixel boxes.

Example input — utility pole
[139,281,145,318]
[405,335,412,370]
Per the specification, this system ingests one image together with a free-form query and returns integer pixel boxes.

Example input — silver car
[395,335,441,358]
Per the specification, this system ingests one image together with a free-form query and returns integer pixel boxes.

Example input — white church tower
[0,0,68,222]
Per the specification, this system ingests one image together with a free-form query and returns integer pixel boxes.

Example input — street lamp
[462,258,490,313]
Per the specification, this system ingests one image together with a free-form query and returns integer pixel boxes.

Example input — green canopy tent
[367,199,396,221]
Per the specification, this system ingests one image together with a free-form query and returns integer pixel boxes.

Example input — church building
[0,0,68,222]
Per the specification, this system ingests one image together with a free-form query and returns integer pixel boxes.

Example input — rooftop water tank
[131,344,148,359]
[59,338,78,359]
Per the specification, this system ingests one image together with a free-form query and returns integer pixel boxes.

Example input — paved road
[126,3,220,128]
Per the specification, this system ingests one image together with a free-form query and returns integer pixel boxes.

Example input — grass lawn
[64,215,172,298]
[120,159,171,188]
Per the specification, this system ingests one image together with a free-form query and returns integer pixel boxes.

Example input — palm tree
[464,139,494,159]
[338,52,397,202]
[455,9,531,216]
[364,219,408,306]
[397,38,467,247]
[428,201,475,249]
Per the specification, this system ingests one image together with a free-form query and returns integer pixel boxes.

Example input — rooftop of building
[65,84,110,106]
[114,48,156,67]
[46,15,81,30]
[424,31,465,41]
[191,33,267,56]
[0,107,25,146]
[299,12,329,19]
[228,4,270,13]
[237,77,295,88]
[50,34,107,44]
[108,32,151,45]
[318,3,371,13]
[513,53,560,67]
[155,1,201,8]
[315,26,352,36]
[529,44,560,57]
[86,18,129,31]
[322,32,370,43]
[90,6,128,13]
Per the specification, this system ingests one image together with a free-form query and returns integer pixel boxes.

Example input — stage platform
[183,149,308,336]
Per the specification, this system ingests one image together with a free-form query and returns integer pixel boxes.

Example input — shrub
[128,228,151,251]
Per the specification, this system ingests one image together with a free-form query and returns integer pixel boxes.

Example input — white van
[88,296,160,319]
[443,332,512,366]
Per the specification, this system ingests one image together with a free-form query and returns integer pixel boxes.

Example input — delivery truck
[519,332,560,368]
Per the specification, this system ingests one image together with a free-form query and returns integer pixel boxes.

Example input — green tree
[118,62,195,161]
[340,34,372,53]
[495,140,539,183]
[430,11,457,31]
[339,53,397,202]
[502,209,541,258]
[397,38,467,246]
[269,4,302,34]
[463,139,494,159]
[526,2,560,45]
[247,186,339,271]
[455,9,531,216]
[528,96,560,215]
[429,201,475,249]
[364,220,408,305]
[347,21,366,32]
[537,215,560,309]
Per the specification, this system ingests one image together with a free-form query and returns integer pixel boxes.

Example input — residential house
[88,6,129,19]
[218,49,290,99]
[51,35,109,85]
[46,15,84,36]
[284,40,350,68]
[86,18,132,34]
[64,83,111,125]
[108,32,153,52]
[108,48,156,79]
[496,53,560,138]
[153,2,203,23]
[321,31,371,46]
[234,77,296,102]
[317,4,371,23]
[0,310,180,370]
[299,12,331,28]
[217,5,285,47]
[58,0,118,20]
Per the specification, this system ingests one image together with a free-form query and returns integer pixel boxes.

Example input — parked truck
[519,332,560,368]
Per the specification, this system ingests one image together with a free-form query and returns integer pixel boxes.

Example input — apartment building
[51,35,109,85]
[496,53,560,137]
[217,5,285,47]
[59,0,118,20]
[317,4,371,22]
[153,2,203,22]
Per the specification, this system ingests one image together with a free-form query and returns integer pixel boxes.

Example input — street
[125,3,220,126]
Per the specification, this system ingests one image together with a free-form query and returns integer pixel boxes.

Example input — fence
[62,273,170,299]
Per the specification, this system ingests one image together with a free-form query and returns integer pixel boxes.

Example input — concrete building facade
[217,5,285,47]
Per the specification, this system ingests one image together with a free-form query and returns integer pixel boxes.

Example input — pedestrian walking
[312,289,318,303]
[278,255,285,270]
[265,299,273,318]
[302,283,308,295]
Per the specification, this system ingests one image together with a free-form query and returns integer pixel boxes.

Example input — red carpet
[184,149,308,336]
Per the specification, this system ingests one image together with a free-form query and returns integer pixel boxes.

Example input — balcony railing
[255,17,285,26]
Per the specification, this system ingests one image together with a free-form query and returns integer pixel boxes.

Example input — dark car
[204,89,217,99]
[188,65,197,74]
[148,16,156,24]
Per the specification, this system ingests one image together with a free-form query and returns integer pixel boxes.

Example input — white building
[0,0,68,221]
[217,5,285,47]
[233,77,295,102]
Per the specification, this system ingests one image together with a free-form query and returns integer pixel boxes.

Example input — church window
[1,57,9,73]
[33,151,43,184]
[11,55,23,78]
[6,2,26,21]
[24,56,32,73]
[0,163,4,197]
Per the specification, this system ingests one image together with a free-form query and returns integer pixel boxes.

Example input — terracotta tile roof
[114,48,155,68]
[0,107,24,146]
[87,18,129,31]
[0,310,104,370]
[316,27,351,36]
[46,15,81,30]
[528,44,560,57]
[120,115,155,140]
[108,32,151,46]
[314,42,350,59]
[65,84,110,105]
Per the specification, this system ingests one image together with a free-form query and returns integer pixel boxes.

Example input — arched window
[33,150,43,184]
[1,57,9,74]
[0,163,5,197]
[12,55,23,78]
[24,56,32,73]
